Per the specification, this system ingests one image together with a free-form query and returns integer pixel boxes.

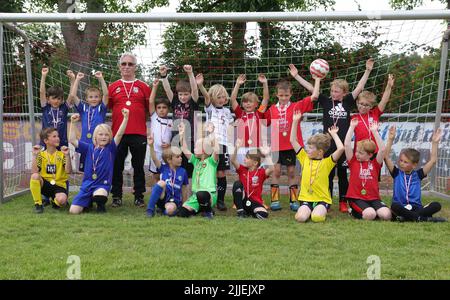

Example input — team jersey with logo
[236,165,268,205]
[150,113,173,153]
[36,150,68,188]
[205,104,234,146]
[157,164,189,203]
[234,106,268,148]
[351,106,383,153]
[346,156,382,201]
[76,102,107,144]
[267,97,313,151]
[108,79,151,136]
[41,103,70,147]
[390,166,426,208]
[318,93,355,142]
[189,155,218,193]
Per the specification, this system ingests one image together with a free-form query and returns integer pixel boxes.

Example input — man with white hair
[108,53,151,208]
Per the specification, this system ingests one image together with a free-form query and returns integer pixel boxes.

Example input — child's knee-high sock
[30,179,42,205]
[147,184,164,215]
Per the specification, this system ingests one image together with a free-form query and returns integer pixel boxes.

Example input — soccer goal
[1,10,449,202]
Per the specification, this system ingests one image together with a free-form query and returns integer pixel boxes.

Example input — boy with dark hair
[40,67,72,148]
[385,125,446,222]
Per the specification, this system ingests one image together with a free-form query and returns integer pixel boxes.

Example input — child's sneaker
[237,210,246,219]
[339,201,348,213]
[202,211,214,219]
[270,201,282,211]
[290,201,300,212]
[134,197,145,208]
[216,200,227,211]
[111,196,122,208]
[34,204,44,214]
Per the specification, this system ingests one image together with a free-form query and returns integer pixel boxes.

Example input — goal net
[1,14,449,200]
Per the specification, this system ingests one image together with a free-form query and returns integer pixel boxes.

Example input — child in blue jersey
[146,134,188,218]
[385,125,446,222]
[40,67,72,148]
[67,71,108,171]
[68,108,129,214]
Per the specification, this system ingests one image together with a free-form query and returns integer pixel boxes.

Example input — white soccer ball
[309,59,329,79]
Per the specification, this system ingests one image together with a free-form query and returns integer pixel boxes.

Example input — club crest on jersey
[133,87,139,93]
[115,87,121,93]
[252,176,259,185]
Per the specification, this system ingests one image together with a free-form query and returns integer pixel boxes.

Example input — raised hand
[121,108,129,118]
[236,74,246,85]
[293,110,302,122]
[76,72,85,80]
[60,146,69,155]
[235,138,243,149]
[388,125,396,140]
[183,65,193,74]
[350,118,359,128]
[387,74,394,88]
[369,121,380,132]
[32,145,42,155]
[260,145,271,157]
[178,122,186,135]
[328,125,339,135]
[195,73,204,86]
[94,71,103,79]
[42,67,49,76]
[71,113,80,122]
[366,58,375,71]
[205,121,215,134]
[257,73,267,84]
[159,65,168,77]
[152,78,160,87]
[431,128,442,143]
[289,64,298,78]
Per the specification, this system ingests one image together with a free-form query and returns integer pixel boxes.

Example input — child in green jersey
[177,122,220,219]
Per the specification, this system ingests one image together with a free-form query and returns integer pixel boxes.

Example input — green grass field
[0,193,449,280]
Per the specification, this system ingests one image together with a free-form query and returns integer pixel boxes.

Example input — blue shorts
[72,184,110,208]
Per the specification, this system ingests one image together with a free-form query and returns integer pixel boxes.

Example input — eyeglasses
[357,103,372,107]
[120,62,135,67]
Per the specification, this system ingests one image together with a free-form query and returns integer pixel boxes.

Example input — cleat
[111,196,122,208]
[290,201,300,212]
[270,201,282,211]
[339,201,348,213]
[34,204,44,214]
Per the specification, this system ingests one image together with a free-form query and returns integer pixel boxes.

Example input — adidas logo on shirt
[328,103,347,118]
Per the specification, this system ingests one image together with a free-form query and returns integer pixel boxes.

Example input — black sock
[92,195,107,212]
[197,191,212,213]
[217,177,227,203]
[232,181,244,210]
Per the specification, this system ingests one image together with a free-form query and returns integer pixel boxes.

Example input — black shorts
[272,149,296,166]
[217,144,230,171]
[181,153,194,178]
[41,179,68,199]
[300,201,330,211]
[242,198,266,217]
[348,199,387,219]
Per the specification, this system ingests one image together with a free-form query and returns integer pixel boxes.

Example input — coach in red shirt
[108,53,151,208]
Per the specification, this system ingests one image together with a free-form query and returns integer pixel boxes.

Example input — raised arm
[95,71,109,106]
[230,138,243,170]
[351,58,374,99]
[378,74,394,113]
[329,125,344,162]
[184,65,199,102]
[114,108,129,145]
[159,65,174,102]
[66,70,76,105]
[423,128,442,175]
[178,122,192,160]
[384,125,396,174]
[344,119,358,161]
[31,145,41,174]
[290,110,302,153]
[69,114,80,149]
[147,133,161,169]
[258,74,270,111]
[196,73,210,106]
[260,145,274,177]
[289,64,314,93]
[149,79,159,115]
[61,146,72,174]
[231,74,246,112]
[311,76,321,101]
[68,72,83,106]
[40,67,49,107]
[370,121,385,165]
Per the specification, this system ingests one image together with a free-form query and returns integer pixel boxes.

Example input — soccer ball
[309,59,329,79]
